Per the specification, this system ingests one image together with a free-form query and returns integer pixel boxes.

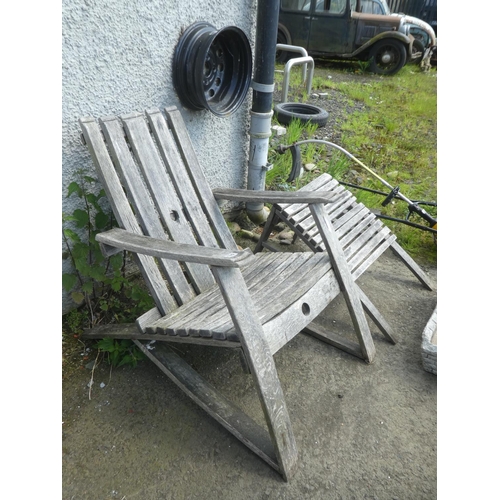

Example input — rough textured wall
[62,0,257,313]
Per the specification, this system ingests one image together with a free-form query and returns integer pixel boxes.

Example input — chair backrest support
[79,107,237,316]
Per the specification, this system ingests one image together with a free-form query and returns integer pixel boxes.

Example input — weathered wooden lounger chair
[79,106,396,481]
[255,173,433,291]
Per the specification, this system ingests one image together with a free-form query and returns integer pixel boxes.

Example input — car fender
[400,15,436,47]
[340,31,412,58]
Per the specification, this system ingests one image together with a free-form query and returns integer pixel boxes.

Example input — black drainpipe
[246,0,280,223]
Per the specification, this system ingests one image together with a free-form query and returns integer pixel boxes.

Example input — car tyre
[368,39,407,75]
[276,30,290,63]
[274,103,329,127]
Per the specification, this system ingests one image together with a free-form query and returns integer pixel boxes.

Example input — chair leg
[390,241,433,290]
[303,284,396,359]
[309,204,376,363]
[239,348,252,374]
[254,208,279,253]
[213,266,299,481]
[357,288,397,344]
[134,340,282,473]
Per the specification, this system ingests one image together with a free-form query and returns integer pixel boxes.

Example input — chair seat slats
[146,252,332,342]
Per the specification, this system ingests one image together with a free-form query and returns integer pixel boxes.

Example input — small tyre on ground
[274,103,329,127]
[368,39,407,75]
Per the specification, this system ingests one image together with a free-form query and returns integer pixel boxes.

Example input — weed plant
[62,169,153,367]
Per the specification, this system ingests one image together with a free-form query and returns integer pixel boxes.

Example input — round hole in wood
[302,303,311,316]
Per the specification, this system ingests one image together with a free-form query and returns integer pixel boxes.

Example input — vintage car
[277,0,435,74]
[360,0,436,65]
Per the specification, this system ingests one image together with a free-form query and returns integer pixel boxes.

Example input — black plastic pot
[173,22,252,117]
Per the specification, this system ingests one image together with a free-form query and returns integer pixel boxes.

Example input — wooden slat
[79,117,175,316]
[342,221,390,262]
[333,211,379,251]
[146,109,220,251]
[286,188,352,229]
[301,194,361,238]
[262,171,432,291]
[121,112,215,295]
[310,203,376,363]
[133,342,280,472]
[216,253,330,336]
[97,227,255,268]
[151,253,317,339]
[389,241,433,290]
[99,115,195,306]
[312,203,374,244]
[350,230,396,281]
[81,323,241,348]
[276,173,337,214]
[149,253,283,338]
[165,107,238,251]
[211,267,299,480]
[143,252,333,344]
[185,253,282,342]
[136,307,162,333]
[213,188,342,204]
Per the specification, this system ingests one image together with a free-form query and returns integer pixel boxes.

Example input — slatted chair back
[80,107,237,317]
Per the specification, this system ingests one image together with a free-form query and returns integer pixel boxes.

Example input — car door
[306,0,354,55]
[279,0,314,50]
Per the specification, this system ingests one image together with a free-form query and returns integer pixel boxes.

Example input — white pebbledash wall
[62,0,257,313]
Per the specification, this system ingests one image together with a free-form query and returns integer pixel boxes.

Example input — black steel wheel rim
[173,22,252,116]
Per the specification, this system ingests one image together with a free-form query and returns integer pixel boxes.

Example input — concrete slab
[62,247,437,499]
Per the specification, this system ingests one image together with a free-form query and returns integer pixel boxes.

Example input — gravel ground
[273,62,371,145]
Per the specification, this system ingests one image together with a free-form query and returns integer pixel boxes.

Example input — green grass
[269,64,437,263]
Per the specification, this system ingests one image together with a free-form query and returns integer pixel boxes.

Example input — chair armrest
[212,188,338,204]
[96,228,255,268]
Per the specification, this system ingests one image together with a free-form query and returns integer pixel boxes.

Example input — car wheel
[368,39,407,75]
[410,39,425,65]
[276,30,290,63]
[274,103,329,127]
[173,22,252,116]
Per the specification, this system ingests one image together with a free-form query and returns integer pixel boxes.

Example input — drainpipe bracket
[251,81,275,93]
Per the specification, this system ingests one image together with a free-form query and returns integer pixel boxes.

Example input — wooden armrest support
[212,188,338,204]
[96,228,255,268]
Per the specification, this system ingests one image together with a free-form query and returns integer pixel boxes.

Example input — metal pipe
[246,0,280,224]
[281,56,314,103]
[276,44,308,81]
[246,109,273,221]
